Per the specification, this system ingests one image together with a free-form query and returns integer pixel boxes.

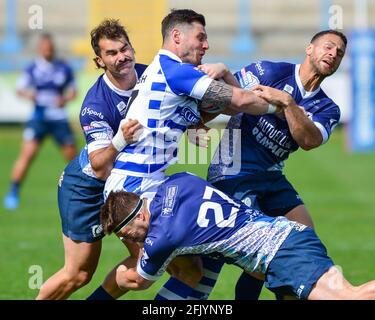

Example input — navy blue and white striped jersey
[78,64,147,178]
[17,58,76,120]
[207,61,340,183]
[137,172,303,281]
[112,49,213,177]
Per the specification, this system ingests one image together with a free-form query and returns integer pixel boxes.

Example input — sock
[154,277,193,300]
[235,271,264,300]
[9,181,20,194]
[87,285,115,300]
[187,257,224,300]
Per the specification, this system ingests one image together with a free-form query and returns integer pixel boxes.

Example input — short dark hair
[161,9,206,41]
[90,19,131,67]
[100,191,140,235]
[311,30,347,47]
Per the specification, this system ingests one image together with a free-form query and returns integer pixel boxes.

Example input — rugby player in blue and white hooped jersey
[98,9,290,300]
[101,172,375,300]
[4,34,77,210]
[37,20,146,300]
[206,30,347,299]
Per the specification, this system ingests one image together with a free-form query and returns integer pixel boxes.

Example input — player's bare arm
[89,119,142,180]
[200,80,270,115]
[254,84,323,150]
[116,265,153,291]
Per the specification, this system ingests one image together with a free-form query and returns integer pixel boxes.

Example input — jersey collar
[158,49,182,63]
[103,71,138,97]
[295,64,321,99]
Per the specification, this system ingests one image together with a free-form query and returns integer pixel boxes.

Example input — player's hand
[112,119,143,152]
[122,119,143,144]
[197,63,229,80]
[187,122,211,148]
[252,85,294,110]
[116,264,130,290]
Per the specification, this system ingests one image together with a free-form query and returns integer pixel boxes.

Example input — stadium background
[0,0,375,299]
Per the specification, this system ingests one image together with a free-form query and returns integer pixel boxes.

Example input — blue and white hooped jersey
[136,172,303,281]
[112,49,213,177]
[207,61,341,183]
[78,64,147,178]
[17,58,76,121]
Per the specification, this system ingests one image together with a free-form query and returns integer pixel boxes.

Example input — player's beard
[311,56,337,77]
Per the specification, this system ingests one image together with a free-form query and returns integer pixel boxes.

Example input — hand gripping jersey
[78,64,147,178]
[137,172,303,281]
[207,61,341,183]
[111,49,213,177]
[17,58,76,121]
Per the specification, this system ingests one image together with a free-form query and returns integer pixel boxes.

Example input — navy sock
[10,182,20,194]
[235,271,264,300]
[87,285,115,300]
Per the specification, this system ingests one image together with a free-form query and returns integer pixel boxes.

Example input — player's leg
[154,256,204,300]
[4,121,43,210]
[307,266,375,299]
[36,235,102,300]
[51,120,77,161]
[236,172,310,300]
[284,204,314,228]
[40,157,106,299]
[265,226,336,300]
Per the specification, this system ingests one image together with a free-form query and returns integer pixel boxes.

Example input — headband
[113,198,144,234]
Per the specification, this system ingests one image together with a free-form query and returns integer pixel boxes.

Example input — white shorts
[104,171,167,201]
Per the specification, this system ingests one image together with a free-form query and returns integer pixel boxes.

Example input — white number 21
[197,186,240,228]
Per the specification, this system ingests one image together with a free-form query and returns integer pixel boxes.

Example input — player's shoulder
[256,60,294,78]
[81,75,109,110]
[315,89,340,111]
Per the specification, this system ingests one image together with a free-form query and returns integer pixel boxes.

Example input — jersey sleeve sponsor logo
[81,107,104,119]
[327,118,338,132]
[161,185,178,217]
[84,121,113,140]
[140,249,149,268]
[255,61,265,76]
[116,101,127,117]
[239,69,260,89]
[282,84,294,94]
[176,106,200,124]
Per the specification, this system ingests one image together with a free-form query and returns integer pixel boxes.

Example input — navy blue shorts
[212,171,303,216]
[24,119,75,146]
[58,157,105,242]
[265,227,334,299]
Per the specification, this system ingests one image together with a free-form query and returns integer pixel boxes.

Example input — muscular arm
[200,80,269,115]
[89,119,142,180]
[284,104,323,150]
[253,84,323,150]
[89,145,119,181]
